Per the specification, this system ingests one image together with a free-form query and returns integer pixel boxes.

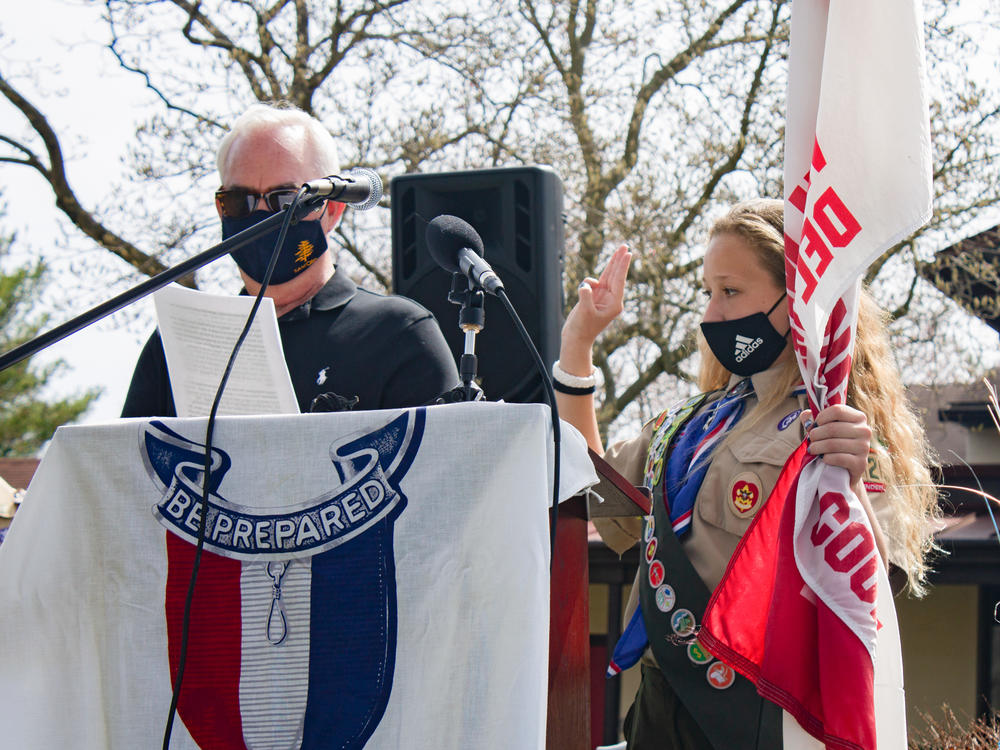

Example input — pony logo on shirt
[140,409,425,750]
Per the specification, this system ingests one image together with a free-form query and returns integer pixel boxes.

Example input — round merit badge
[644,515,655,542]
[706,661,736,690]
[648,559,665,588]
[728,472,762,517]
[670,608,696,637]
[645,537,657,562]
[687,640,712,665]
[655,584,676,613]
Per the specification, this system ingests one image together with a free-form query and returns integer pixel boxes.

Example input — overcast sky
[3,0,178,424]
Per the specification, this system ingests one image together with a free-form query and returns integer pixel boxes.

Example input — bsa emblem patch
[728,472,762,517]
[648,560,665,588]
[707,661,735,690]
[655,584,676,613]
[778,409,802,431]
[142,409,425,750]
[670,608,696,637]
[645,538,657,562]
[687,640,713,665]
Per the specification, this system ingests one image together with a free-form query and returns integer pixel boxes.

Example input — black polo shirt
[120,271,459,417]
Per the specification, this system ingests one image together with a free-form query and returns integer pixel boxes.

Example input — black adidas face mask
[700,293,789,376]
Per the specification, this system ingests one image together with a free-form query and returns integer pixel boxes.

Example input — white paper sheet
[153,284,299,417]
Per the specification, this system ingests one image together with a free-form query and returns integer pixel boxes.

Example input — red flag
[700,445,879,750]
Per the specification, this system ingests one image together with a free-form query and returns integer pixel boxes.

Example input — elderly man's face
[219,124,345,315]
[221,126,334,225]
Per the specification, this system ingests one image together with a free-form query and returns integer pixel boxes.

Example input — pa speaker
[391,166,564,403]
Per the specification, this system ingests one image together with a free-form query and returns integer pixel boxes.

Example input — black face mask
[222,210,329,285]
[700,293,789,376]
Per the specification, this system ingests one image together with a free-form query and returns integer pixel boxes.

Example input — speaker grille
[398,187,417,280]
[514,180,532,273]
[390,166,564,404]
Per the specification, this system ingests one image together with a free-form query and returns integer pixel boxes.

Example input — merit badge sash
[638,400,782,750]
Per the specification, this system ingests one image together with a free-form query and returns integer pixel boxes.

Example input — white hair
[216,102,340,181]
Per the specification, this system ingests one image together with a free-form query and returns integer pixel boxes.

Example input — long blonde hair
[697,199,939,595]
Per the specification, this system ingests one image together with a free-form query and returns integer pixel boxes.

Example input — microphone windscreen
[348,168,383,211]
[425,215,485,273]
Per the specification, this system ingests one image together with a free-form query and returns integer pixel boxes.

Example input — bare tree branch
[0,69,175,280]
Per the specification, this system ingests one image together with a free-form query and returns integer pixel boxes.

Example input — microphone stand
[0,197,328,374]
[433,273,485,403]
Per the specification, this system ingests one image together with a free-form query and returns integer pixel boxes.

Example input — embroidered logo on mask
[734,334,764,362]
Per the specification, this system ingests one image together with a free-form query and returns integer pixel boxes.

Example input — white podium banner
[0,403,595,749]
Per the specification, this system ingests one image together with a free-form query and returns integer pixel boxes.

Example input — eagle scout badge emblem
[728,472,762,517]
[732,481,758,513]
[142,409,425,750]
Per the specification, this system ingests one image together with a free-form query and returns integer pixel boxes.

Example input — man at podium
[121,102,458,418]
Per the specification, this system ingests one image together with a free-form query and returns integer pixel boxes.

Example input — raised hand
[562,244,632,350]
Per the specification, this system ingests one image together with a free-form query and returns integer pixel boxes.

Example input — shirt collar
[245,268,357,322]
[726,358,800,398]
[300,267,357,313]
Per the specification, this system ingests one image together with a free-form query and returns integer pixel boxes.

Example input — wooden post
[547,495,591,749]
[547,452,650,749]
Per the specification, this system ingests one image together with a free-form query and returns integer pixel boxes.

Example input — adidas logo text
[734,334,764,362]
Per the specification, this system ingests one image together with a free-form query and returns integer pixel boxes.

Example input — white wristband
[551,360,597,388]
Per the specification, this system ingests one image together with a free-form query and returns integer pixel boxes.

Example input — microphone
[301,168,383,210]
[425,215,504,295]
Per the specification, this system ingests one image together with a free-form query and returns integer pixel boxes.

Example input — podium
[0,403,603,749]
[547,449,651,749]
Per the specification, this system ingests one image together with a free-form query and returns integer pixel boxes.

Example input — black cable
[494,288,561,568]
[161,188,308,750]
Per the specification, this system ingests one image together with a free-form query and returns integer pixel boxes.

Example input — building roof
[922,223,1000,334]
[905,373,1000,464]
[0,458,40,491]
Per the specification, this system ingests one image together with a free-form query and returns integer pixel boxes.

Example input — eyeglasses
[215,187,304,218]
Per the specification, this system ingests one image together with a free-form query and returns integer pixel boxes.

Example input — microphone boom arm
[0,204,318,374]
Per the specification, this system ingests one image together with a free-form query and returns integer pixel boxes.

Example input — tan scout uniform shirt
[598,366,804,585]
[596,365,894,669]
